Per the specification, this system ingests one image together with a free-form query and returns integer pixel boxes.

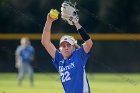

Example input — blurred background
[0,0,140,93]
[0,0,140,73]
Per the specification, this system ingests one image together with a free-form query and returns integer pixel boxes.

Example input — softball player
[41,11,93,92]
[15,37,35,86]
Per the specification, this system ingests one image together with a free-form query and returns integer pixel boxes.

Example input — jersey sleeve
[77,45,92,65]
[52,50,63,71]
[15,46,21,56]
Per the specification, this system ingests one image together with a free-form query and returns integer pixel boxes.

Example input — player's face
[21,39,30,47]
[59,41,75,59]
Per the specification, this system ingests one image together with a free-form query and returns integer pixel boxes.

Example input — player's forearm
[75,22,90,41]
[41,21,52,44]
[75,22,93,53]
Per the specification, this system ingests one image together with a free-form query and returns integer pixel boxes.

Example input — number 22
[61,71,71,83]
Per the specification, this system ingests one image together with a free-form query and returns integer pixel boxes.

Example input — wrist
[46,19,53,24]
[74,22,82,30]
[45,20,53,27]
[78,27,90,41]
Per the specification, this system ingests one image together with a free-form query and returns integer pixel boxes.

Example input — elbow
[87,39,93,48]
[85,39,93,49]
[41,38,51,47]
[89,40,93,49]
[41,35,47,46]
[41,38,45,46]
[90,39,93,47]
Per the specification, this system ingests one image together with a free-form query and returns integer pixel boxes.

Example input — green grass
[0,73,140,93]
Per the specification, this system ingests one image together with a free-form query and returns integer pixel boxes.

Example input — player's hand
[15,62,21,69]
[47,13,58,23]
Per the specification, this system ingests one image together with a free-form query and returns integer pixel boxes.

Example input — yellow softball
[49,9,59,19]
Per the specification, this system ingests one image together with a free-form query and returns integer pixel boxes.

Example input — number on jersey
[60,71,71,83]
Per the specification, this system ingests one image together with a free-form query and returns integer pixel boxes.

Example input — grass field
[0,73,140,93]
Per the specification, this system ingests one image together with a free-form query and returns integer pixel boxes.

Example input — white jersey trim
[83,69,89,93]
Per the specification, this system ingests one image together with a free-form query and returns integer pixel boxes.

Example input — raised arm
[74,22,93,53]
[41,14,57,58]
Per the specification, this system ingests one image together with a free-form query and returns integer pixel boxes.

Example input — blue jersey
[53,45,91,93]
[16,45,34,63]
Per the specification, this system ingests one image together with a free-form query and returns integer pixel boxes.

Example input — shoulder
[74,45,84,53]
[15,45,23,54]
[73,45,90,56]
[55,50,63,58]
[53,50,63,61]
[16,45,23,51]
[52,50,63,66]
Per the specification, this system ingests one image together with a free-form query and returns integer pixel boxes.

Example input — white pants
[18,62,34,86]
